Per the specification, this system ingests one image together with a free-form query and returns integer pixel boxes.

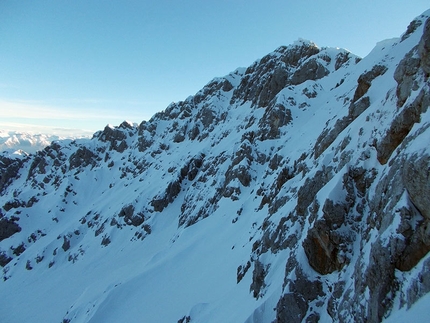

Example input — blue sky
[1,0,429,135]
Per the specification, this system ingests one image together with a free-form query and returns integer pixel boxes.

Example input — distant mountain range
[1,9,430,323]
[0,130,91,155]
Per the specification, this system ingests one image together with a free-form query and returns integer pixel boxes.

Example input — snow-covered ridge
[0,10,430,323]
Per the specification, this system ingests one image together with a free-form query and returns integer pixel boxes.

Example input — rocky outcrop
[377,88,429,164]
[0,155,26,193]
[118,204,145,227]
[69,146,98,170]
[97,122,134,153]
[151,178,182,212]
[137,121,155,152]
[250,259,267,298]
[395,17,430,107]
[0,216,21,242]
[152,155,205,213]
[290,56,329,85]
[275,267,324,323]
[296,166,333,216]
[27,154,47,178]
[230,41,355,108]
[418,17,430,74]
[352,64,388,102]
[303,220,344,274]
[403,154,430,220]
[314,64,388,159]
[194,78,234,105]
[394,50,421,107]
[257,104,292,140]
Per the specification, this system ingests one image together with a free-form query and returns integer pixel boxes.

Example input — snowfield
[1,10,430,323]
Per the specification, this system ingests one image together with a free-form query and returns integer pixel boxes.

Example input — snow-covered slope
[1,10,430,323]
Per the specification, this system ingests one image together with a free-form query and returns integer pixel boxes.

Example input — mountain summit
[1,10,430,323]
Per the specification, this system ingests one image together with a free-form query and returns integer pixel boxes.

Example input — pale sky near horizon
[1,1,429,136]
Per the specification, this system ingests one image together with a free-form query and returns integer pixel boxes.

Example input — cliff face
[1,11,430,323]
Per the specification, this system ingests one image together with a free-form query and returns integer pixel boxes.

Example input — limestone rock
[365,241,396,322]
[231,41,322,107]
[151,178,182,212]
[274,293,308,323]
[98,124,130,153]
[377,89,428,164]
[296,166,333,216]
[69,147,98,170]
[250,259,267,298]
[402,154,430,220]
[303,220,344,274]
[0,216,21,241]
[322,199,347,229]
[290,57,329,85]
[118,204,145,227]
[394,50,421,107]
[352,64,387,102]
[0,155,25,193]
[257,103,292,140]
[418,17,430,74]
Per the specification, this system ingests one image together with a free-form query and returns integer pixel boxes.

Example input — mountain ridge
[1,10,430,323]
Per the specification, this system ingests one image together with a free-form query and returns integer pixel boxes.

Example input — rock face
[0,154,26,193]
[403,154,430,220]
[1,11,430,323]
[303,220,344,275]
[0,216,21,242]
[230,40,348,108]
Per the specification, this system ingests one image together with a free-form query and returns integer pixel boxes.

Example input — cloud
[0,99,125,121]
[0,98,157,120]
[0,98,154,136]
[0,121,96,137]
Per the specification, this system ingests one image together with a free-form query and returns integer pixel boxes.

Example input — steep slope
[1,10,430,323]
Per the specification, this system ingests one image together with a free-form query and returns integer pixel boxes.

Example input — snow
[1,9,430,323]
[383,293,430,323]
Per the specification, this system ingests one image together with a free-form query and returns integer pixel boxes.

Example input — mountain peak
[1,10,430,323]
[289,37,318,49]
